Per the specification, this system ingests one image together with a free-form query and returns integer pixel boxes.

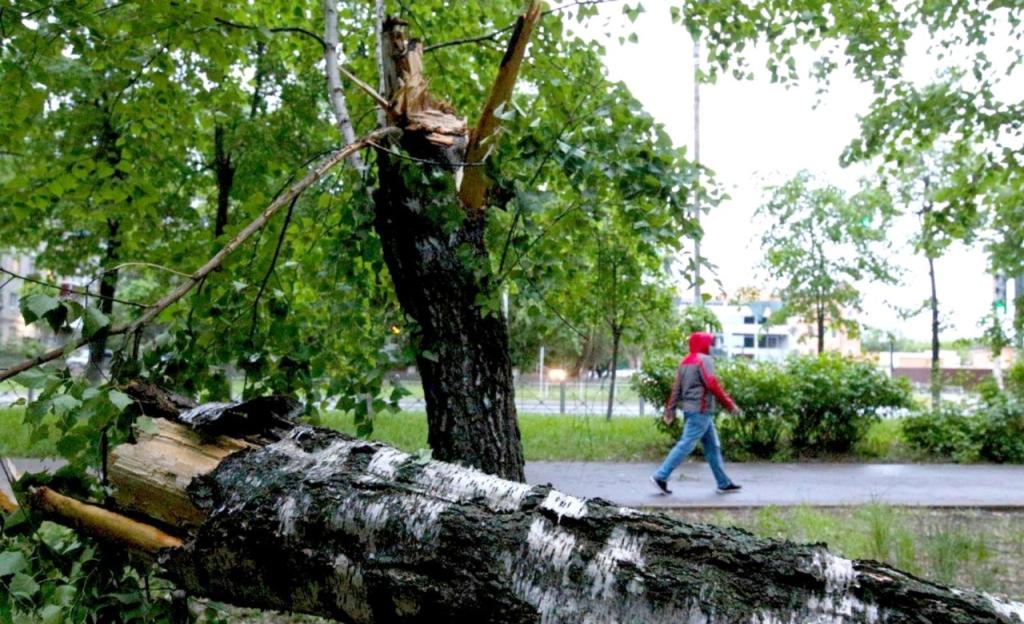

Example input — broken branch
[0,130,393,384]
[28,486,183,553]
[458,0,542,212]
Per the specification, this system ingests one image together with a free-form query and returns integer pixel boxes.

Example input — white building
[681,300,861,361]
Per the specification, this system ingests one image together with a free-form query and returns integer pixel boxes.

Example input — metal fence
[392,376,655,418]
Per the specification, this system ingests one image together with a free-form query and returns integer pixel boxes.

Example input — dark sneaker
[716,483,742,494]
[650,476,672,495]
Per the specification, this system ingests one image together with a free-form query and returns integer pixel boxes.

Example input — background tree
[758,172,898,353]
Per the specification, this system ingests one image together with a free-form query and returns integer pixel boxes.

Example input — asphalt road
[525,461,1024,509]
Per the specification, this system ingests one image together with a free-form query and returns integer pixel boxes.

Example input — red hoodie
[664,332,737,414]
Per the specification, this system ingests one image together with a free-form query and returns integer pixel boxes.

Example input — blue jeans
[653,411,733,489]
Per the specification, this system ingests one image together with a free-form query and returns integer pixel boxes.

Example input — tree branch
[249,194,298,339]
[28,487,183,553]
[0,130,395,384]
[425,0,622,53]
[214,16,327,49]
[323,0,366,173]
[459,0,543,212]
[0,267,149,308]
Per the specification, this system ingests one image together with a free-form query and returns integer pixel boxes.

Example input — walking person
[651,331,743,495]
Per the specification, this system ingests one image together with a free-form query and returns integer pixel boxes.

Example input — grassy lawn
[319,410,668,462]
[0,405,939,465]
[676,506,1024,601]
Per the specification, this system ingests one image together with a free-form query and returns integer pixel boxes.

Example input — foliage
[785,353,912,454]
[0,519,184,623]
[678,305,723,336]
[860,327,929,353]
[757,172,899,352]
[715,359,795,459]
[634,353,912,457]
[903,398,1024,464]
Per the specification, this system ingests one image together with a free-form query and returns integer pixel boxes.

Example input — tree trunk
[87,403,1024,624]
[605,327,620,421]
[213,124,235,238]
[928,254,941,409]
[370,19,525,481]
[1015,274,1024,351]
[88,219,120,380]
[816,303,825,354]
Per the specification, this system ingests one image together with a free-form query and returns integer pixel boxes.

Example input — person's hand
[661,409,676,426]
[732,407,745,418]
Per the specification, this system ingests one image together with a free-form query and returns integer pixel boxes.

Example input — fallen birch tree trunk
[48,392,1019,624]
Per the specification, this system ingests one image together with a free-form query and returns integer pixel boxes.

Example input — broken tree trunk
[370,14,538,481]
[86,397,1024,624]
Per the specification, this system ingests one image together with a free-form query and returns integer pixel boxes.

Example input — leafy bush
[785,353,912,454]
[902,402,985,463]
[633,352,913,458]
[716,359,795,458]
[1005,359,1024,402]
[902,399,1024,464]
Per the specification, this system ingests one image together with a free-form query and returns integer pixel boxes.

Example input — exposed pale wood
[459,0,542,211]
[0,489,17,514]
[381,21,467,154]
[109,418,252,529]
[29,486,183,553]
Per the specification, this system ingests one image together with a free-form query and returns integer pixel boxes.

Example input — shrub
[635,352,913,458]
[903,399,1024,464]
[716,359,795,458]
[902,402,984,463]
[1005,360,1024,402]
[784,353,912,455]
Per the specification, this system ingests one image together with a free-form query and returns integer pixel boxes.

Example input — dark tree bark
[816,301,825,355]
[88,112,124,380]
[87,218,120,380]
[88,401,1024,624]
[605,326,621,421]
[213,124,235,239]
[369,18,528,481]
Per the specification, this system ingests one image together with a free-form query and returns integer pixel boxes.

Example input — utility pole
[692,38,702,306]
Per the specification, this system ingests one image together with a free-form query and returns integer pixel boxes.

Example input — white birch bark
[324,0,365,173]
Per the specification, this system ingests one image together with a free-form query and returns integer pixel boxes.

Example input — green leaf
[135,416,159,436]
[51,394,81,415]
[83,306,111,338]
[421,350,439,362]
[108,390,133,412]
[40,604,64,624]
[20,294,61,325]
[56,434,88,457]
[9,572,40,599]
[12,368,50,390]
[0,551,27,577]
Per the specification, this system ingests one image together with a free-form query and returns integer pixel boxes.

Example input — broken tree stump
[94,402,1024,624]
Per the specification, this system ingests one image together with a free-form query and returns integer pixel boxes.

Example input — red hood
[688,332,714,355]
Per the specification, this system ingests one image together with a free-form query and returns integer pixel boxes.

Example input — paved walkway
[525,462,1024,509]
[5,458,1024,509]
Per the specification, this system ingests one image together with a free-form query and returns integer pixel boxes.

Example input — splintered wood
[108,418,253,530]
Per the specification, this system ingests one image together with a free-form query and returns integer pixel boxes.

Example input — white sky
[575,1,1017,342]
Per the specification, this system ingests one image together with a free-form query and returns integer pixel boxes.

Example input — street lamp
[548,368,567,414]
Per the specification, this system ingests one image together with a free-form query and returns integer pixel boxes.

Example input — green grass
[680,506,1024,600]
[853,419,915,460]
[318,410,668,461]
